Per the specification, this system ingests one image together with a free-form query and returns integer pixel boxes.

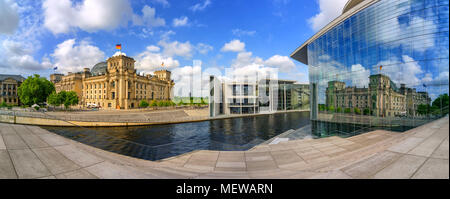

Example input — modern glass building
[291,0,449,137]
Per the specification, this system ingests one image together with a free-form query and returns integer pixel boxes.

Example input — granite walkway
[0,116,448,179]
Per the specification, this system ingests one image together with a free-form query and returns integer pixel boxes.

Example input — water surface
[43,111,311,161]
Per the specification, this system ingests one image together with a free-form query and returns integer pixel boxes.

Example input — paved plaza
[0,116,448,179]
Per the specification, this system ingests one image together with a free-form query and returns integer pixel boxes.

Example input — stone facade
[51,53,174,109]
[0,75,25,105]
[326,74,430,117]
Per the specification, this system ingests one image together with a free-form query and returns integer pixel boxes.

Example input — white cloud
[264,55,296,73]
[152,0,170,8]
[51,39,105,74]
[196,43,213,54]
[377,16,436,52]
[0,0,20,34]
[232,29,256,37]
[135,48,180,73]
[172,16,189,27]
[350,64,370,88]
[377,55,423,87]
[133,5,166,28]
[226,64,279,82]
[158,40,194,58]
[146,45,161,52]
[160,30,176,40]
[43,1,168,34]
[231,51,263,68]
[43,0,134,34]
[190,0,211,12]
[221,39,245,52]
[0,40,51,72]
[308,0,347,31]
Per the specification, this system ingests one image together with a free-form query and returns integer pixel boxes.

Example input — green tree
[59,91,79,109]
[327,105,335,112]
[150,100,158,107]
[17,74,55,106]
[354,108,361,114]
[178,99,185,106]
[363,108,370,115]
[431,94,449,116]
[319,104,326,111]
[157,100,165,107]
[139,100,149,108]
[344,108,352,113]
[200,97,207,105]
[336,107,342,113]
[0,102,7,108]
[417,104,431,115]
[432,94,449,109]
[48,92,63,107]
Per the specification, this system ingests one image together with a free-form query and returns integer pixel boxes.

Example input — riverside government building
[51,52,174,109]
[291,0,449,135]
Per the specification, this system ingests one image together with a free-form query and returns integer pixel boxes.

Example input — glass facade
[307,0,449,137]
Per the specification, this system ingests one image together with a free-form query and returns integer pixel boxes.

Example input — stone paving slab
[54,145,104,167]
[2,134,28,150]
[8,149,52,179]
[342,151,402,179]
[387,137,424,154]
[431,139,449,159]
[0,134,5,150]
[0,150,17,179]
[32,147,80,175]
[372,154,427,179]
[37,134,68,146]
[56,169,98,179]
[18,133,49,149]
[412,158,449,179]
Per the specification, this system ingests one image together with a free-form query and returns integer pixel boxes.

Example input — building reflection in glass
[292,0,449,137]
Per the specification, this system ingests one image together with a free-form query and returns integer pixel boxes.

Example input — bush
[354,108,361,114]
[0,102,7,108]
[319,104,326,111]
[139,100,149,108]
[336,107,342,113]
[178,99,185,106]
[363,108,370,115]
[157,100,165,107]
[327,105,335,112]
[150,100,157,107]
[200,97,207,105]
[344,108,351,113]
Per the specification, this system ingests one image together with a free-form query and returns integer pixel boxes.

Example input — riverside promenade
[0,116,448,179]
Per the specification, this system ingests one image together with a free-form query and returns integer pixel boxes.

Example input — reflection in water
[43,111,311,161]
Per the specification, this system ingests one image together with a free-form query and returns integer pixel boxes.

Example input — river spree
[43,111,311,161]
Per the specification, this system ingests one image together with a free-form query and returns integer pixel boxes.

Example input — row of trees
[139,100,176,108]
[48,91,79,109]
[138,97,208,108]
[417,94,449,116]
[15,75,78,109]
[319,94,449,116]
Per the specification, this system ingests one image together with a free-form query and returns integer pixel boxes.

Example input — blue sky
[0,0,349,96]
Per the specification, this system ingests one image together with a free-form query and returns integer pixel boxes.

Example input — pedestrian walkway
[0,116,448,179]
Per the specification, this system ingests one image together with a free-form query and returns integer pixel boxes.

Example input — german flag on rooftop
[116,44,122,50]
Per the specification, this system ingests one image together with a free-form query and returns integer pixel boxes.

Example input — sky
[0,0,349,97]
